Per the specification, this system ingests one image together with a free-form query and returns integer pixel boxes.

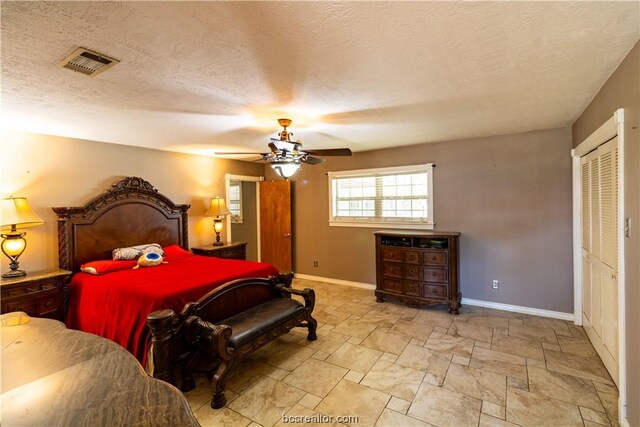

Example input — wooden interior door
[581,137,619,385]
[259,180,292,272]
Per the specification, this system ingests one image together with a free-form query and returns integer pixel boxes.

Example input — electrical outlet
[313,260,319,267]
[492,280,499,290]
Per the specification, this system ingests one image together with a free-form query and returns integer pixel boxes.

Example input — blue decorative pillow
[112,243,164,260]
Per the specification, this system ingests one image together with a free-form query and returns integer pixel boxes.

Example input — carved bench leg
[147,309,177,386]
[306,314,318,341]
[210,358,235,409]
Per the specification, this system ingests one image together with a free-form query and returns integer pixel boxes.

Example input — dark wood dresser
[1,315,199,426]
[191,241,247,260]
[374,231,461,314]
[0,269,71,320]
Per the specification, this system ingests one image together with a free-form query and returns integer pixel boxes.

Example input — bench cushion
[223,298,307,348]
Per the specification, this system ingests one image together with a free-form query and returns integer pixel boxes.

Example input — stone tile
[433,326,450,333]
[482,400,506,420]
[479,413,520,427]
[508,317,524,326]
[383,302,419,317]
[491,334,544,360]
[592,381,618,395]
[325,342,382,373]
[557,336,599,358]
[412,311,454,329]
[457,315,509,329]
[228,377,306,427]
[347,336,363,345]
[568,323,589,340]
[267,367,290,381]
[396,344,452,386]
[282,359,347,397]
[470,347,527,380]
[528,366,604,411]
[452,355,470,365]
[408,382,482,427]
[523,314,572,336]
[381,352,398,363]
[312,308,352,326]
[302,331,350,354]
[360,360,425,401]
[389,319,433,341]
[386,396,411,414]
[360,330,410,355]
[584,421,610,427]
[509,324,558,345]
[194,406,252,427]
[443,362,507,405]
[344,370,365,383]
[480,308,523,319]
[542,342,561,351]
[332,319,378,339]
[580,406,611,426]
[311,350,330,361]
[448,321,494,342]
[375,408,430,427]
[298,393,322,410]
[544,349,614,385]
[505,388,583,426]
[526,357,546,369]
[257,343,316,371]
[316,379,390,427]
[247,422,262,427]
[335,302,372,316]
[226,360,280,394]
[410,338,426,346]
[598,390,619,427]
[358,310,402,328]
[507,376,528,391]
[475,340,492,349]
[425,331,474,357]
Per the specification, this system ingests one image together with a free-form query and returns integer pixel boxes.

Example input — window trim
[328,163,434,229]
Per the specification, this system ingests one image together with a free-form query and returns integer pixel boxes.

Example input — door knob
[284,233,292,237]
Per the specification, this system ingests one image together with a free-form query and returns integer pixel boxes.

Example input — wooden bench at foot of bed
[147,272,318,409]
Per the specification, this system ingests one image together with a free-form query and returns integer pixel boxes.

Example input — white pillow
[112,243,164,260]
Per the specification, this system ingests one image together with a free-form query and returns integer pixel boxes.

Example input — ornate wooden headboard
[53,177,190,272]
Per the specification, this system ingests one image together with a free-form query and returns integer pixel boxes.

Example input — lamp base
[2,269,26,279]
[212,241,224,247]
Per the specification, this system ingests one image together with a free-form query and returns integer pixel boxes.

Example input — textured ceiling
[1,1,638,157]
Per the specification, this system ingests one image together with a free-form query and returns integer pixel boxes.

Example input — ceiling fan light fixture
[271,160,301,180]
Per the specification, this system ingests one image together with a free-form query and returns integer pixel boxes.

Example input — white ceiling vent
[59,47,120,77]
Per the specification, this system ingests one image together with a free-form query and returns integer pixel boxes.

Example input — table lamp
[1,197,44,278]
[205,196,231,246]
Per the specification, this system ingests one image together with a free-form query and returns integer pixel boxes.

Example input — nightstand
[191,242,247,260]
[0,268,72,321]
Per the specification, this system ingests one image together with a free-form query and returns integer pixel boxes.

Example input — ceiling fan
[215,118,352,179]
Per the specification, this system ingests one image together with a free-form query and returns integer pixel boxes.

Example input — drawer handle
[17,306,24,311]
[42,285,56,290]
[45,300,53,308]
[432,256,437,260]
[432,272,437,276]
[431,288,437,294]
[25,287,36,293]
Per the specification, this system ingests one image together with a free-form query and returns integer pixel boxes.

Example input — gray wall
[572,41,639,427]
[268,127,574,313]
[230,181,259,261]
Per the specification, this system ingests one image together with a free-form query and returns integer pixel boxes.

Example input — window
[228,180,243,223]
[328,164,434,229]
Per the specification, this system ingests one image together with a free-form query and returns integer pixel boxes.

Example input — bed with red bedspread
[53,176,280,367]
[66,246,277,363]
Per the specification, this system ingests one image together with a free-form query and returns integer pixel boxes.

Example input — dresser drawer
[421,267,448,283]
[405,281,421,296]
[36,292,61,316]
[405,251,420,264]
[2,298,36,316]
[422,251,448,266]
[383,262,403,278]
[405,265,420,280]
[382,248,404,262]
[217,247,245,260]
[383,278,403,293]
[423,284,447,299]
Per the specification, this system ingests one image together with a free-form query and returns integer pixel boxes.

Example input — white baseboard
[462,298,574,321]
[293,273,376,290]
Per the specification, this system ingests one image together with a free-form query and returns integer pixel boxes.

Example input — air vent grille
[59,47,119,76]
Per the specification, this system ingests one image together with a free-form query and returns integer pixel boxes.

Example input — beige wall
[0,131,264,274]
[268,127,574,313]
[572,41,639,427]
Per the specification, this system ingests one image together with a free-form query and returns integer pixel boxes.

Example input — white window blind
[229,180,243,223]
[328,164,434,229]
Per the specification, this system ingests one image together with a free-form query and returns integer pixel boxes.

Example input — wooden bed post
[147,309,177,385]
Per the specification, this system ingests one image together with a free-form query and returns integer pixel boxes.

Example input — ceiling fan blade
[304,148,352,156]
[214,152,269,155]
[302,156,325,165]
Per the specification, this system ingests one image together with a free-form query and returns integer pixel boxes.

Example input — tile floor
[184,278,619,427]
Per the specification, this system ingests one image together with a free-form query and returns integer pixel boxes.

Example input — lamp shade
[205,197,231,218]
[1,198,44,230]
[271,161,301,179]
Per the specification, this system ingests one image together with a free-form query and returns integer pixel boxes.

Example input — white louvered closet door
[581,137,619,386]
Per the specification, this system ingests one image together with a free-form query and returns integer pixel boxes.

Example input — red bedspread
[66,252,277,364]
